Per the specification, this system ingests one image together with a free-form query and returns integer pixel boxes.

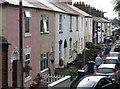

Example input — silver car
[95,64,120,80]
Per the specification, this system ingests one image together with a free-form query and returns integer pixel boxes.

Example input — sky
[72,0,118,19]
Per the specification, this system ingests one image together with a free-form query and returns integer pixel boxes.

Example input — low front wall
[48,76,71,89]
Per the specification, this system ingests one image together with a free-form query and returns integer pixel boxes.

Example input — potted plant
[30,73,44,88]
[23,64,32,72]
[59,58,63,66]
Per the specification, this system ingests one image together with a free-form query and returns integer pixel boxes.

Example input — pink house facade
[5,5,37,87]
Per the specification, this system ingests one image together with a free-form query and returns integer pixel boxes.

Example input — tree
[113,0,120,12]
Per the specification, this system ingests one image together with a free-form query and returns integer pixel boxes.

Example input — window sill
[41,68,48,73]
[25,76,31,83]
[69,56,72,59]
[70,30,72,32]
[40,32,49,34]
[59,31,63,34]
[25,33,31,37]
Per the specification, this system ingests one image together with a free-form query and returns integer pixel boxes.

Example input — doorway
[12,60,17,87]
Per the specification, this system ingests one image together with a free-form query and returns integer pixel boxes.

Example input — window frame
[69,38,72,58]
[40,15,49,33]
[24,10,31,37]
[59,14,62,32]
[70,16,72,32]
[40,53,49,72]
[24,48,31,82]
[76,16,78,31]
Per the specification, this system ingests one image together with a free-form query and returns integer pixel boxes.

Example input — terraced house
[0,0,112,88]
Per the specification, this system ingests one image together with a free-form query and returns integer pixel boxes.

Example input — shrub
[59,58,63,66]
[86,42,95,49]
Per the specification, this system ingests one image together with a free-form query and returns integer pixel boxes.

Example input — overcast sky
[72,0,118,19]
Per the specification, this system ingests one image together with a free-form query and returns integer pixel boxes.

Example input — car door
[115,65,120,79]
[101,78,114,89]
[96,78,113,89]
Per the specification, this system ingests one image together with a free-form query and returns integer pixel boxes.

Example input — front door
[12,60,17,87]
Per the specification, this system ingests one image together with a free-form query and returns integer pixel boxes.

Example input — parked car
[108,52,120,60]
[104,57,119,67]
[95,64,120,80]
[104,46,111,55]
[76,76,119,89]
[116,41,120,45]
[114,44,120,52]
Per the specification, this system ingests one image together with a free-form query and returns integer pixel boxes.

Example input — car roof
[99,64,116,68]
[109,52,120,54]
[80,76,106,82]
[106,57,118,59]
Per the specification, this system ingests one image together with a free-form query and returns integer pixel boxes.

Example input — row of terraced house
[0,0,112,88]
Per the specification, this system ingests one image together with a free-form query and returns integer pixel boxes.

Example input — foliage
[23,64,32,72]
[59,58,63,66]
[66,68,77,80]
[77,60,83,63]
[95,44,101,50]
[113,0,120,12]
[86,42,95,49]
[30,73,44,88]
[72,49,78,54]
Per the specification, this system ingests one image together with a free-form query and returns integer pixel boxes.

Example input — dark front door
[12,60,17,87]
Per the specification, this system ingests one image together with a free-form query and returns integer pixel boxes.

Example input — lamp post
[19,0,23,89]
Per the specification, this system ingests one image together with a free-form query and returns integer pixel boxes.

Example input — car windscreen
[98,68,113,73]
[77,81,95,88]
[105,59,117,64]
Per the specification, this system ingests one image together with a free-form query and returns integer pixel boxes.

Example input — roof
[93,16,111,23]
[50,2,78,16]
[67,4,92,18]
[0,36,11,45]
[99,64,116,68]
[106,57,118,60]
[2,0,65,13]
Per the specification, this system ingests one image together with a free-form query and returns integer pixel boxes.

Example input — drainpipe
[19,0,23,89]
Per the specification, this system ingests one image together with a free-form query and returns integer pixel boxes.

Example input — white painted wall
[55,13,68,68]
[67,15,81,63]
[98,22,105,43]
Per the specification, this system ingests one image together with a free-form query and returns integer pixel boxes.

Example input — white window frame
[70,16,72,31]
[24,10,31,37]
[59,43,62,59]
[24,48,31,82]
[59,14,62,32]
[40,53,49,72]
[76,16,78,31]
[86,18,87,28]
[40,15,49,33]
[69,40,72,57]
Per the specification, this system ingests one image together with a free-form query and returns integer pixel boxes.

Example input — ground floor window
[40,52,48,71]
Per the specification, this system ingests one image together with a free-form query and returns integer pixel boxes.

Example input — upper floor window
[40,15,49,33]
[76,16,78,31]
[59,15,62,32]
[70,16,72,32]
[86,18,87,28]
[24,11,31,34]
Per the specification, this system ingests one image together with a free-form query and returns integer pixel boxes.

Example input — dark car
[114,44,120,52]
[76,76,119,89]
